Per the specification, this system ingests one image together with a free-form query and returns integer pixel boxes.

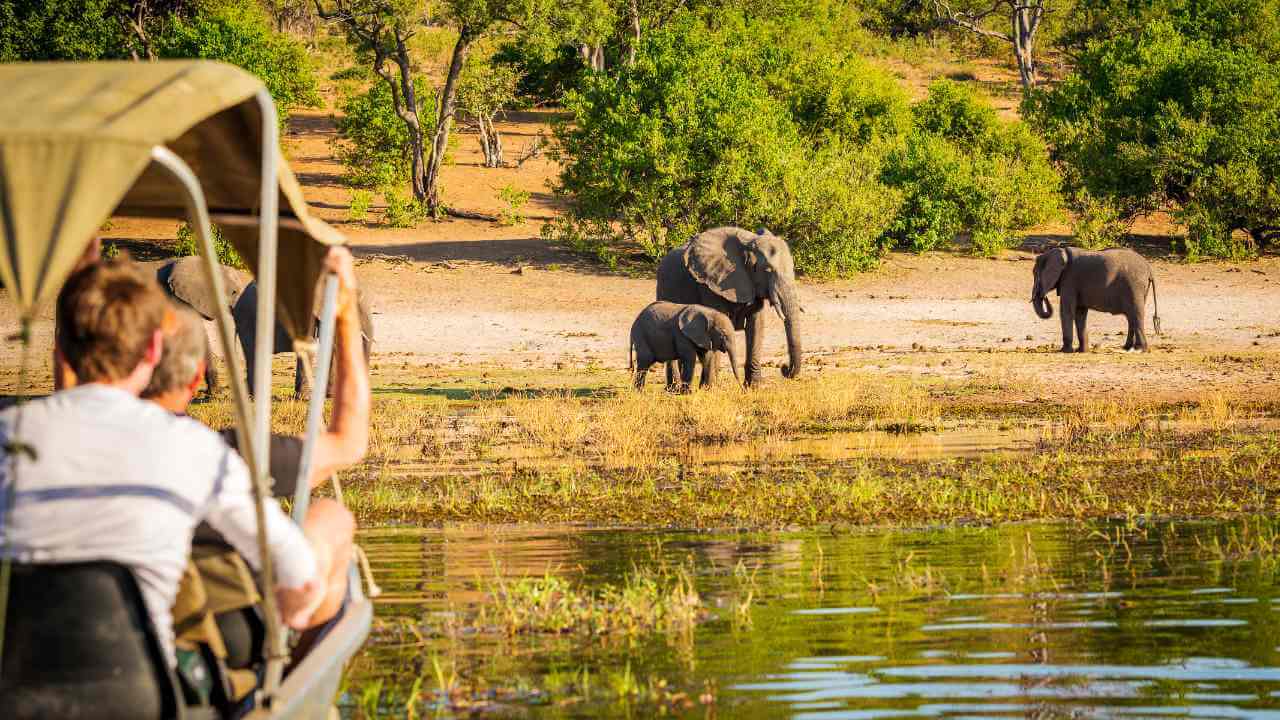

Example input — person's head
[55,258,171,394]
[142,306,211,413]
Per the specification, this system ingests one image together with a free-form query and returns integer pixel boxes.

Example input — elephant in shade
[629,302,742,391]
[1032,246,1162,353]
[156,256,249,394]
[233,280,375,398]
[656,227,803,386]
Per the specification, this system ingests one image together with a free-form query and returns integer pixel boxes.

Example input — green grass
[186,368,1280,528]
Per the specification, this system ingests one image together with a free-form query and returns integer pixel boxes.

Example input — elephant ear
[684,227,756,304]
[169,257,249,319]
[1038,248,1069,295]
[677,307,714,351]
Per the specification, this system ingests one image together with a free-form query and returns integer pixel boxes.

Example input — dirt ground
[5,103,1280,406]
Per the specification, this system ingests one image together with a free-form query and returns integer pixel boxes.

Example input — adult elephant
[656,227,802,386]
[233,280,375,398]
[156,256,249,394]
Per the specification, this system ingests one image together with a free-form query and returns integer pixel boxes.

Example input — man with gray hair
[142,246,369,673]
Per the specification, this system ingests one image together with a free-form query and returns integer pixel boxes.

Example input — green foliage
[882,81,1061,256]
[1029,22,1280,258]
[1070,191,1127,250]
[0,0,135,61]
[155,0,320,120]
[382,188,427,228]
[457,58,521,121]
[348,189,373,222]
[336,78,436,188]
[550,12,905,274]
[174,222,244,269]
[492,41,585,104]
[498,185,530,226]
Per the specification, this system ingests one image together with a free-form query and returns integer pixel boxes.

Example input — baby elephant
[630,302,741,391]
[1032,246,1162,352]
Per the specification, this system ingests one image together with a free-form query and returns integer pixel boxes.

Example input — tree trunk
[591,44,606,72]
[1011,3,1042,90]
[387,38,428,202]
[627,0,641,66]
[478,116,504,168]
[426,29,474,214]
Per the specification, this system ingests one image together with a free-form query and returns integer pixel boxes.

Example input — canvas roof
[0,60,343,340]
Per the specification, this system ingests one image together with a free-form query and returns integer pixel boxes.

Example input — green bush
[382,188,426,228]
[492,41,585,104]
[0,0,132,61]
[1069,191,1127,250]
[174,222,244,269]
[551,13,904,273]
[348,190,373,222]
[155,0,320,121]
[336,79,436,189]
[1029,22,1280,258]
[498,185,530,226]
[882,81,1061,256]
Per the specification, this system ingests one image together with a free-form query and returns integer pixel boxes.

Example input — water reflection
[346,520,1280,718]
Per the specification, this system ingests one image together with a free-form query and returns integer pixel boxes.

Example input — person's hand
[324,246,358,314]
[276,580,326,630]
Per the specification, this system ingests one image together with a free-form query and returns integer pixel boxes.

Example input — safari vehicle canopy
[0,60,371,719]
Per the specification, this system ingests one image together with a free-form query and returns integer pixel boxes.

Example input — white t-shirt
[0,384,316,664]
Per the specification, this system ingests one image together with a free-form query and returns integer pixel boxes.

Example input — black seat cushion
[0,561,181,720]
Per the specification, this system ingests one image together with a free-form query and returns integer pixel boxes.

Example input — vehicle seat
[0,561,187,720]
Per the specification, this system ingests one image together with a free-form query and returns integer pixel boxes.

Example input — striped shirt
[0,384,316,664]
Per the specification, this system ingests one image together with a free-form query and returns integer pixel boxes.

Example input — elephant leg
[204,364,218,396]
[1123,321,1135,351]
[294,355,307,400]
[1132,311,1149,352]
[744,311,764,386]
[675,337,697,393]
[237,329,257,398]
[699,350,715,389]
[634,362,652,389]
[1059,298,1075,353]
[664,361,677,391]
[1074,307,1089,353]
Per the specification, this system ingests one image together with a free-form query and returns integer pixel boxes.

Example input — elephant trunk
[1032,286,1053,319]
[773,281,803,379]
[725,336,743,387]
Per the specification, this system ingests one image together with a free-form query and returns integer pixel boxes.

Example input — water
[343,520,1280,718]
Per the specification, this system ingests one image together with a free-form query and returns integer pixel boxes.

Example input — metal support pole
[253,88,288,700]
[292,274,339,522]
[149,145,287,700]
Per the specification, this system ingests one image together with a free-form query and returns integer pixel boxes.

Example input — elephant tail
[628,335,635,372]
[1149,275,1163,336]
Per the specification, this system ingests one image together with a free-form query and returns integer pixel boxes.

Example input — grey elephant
[156,256,249,393]
[629,302,741,391]
[656,227,802,386]
[1032,246,1162,352]
[233,280,375,398]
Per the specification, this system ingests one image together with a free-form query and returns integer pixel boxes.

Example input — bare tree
[316,0,436,204]
[930,0,1047,90]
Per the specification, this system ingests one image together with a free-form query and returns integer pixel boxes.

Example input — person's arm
[307,247,370,488]
[201,441,325,628]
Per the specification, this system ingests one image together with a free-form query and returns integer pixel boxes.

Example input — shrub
[174,222,244,269]
[1028,22,1280,258]
[336,78,436,188]
[155,0,320,122]
[551,13,905,273]
[492,41,585,104]
[0,0,132,61]
[1070,191,1127,250]
[348,189,373,222]
[382,188,426,228]
[497,185,530,226]
[882,81,1060,255]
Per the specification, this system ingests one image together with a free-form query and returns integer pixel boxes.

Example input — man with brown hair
[0,258,339,666]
